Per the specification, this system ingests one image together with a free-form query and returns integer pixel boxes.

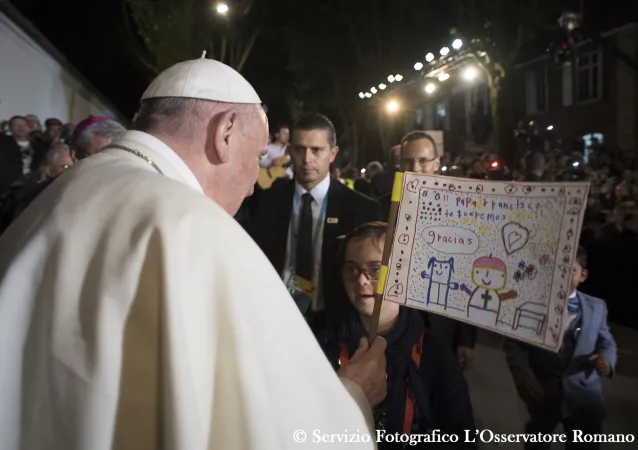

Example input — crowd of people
[0,114,126,232]
[334,144,637,330]
[0,57,622,449]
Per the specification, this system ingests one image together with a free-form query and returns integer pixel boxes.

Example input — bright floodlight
[358,92,365,99]
[379,83,387,90]
[452,39,463,50]
[441,166,448,172]
[547,125,554,131]
[361,168,366,174]
[371,87,377,94]
[388,75,395,83]
[395,74,403,81]
[438,73,450,81]
[414,62,424,71]
[365,92,372,98]
[216,3,229,14]
[425,52,435,62]
[440,47,450,56]
[572,161,580,167]
[386,100,400,113]
[463,66,478,81]
[425,83,436,94]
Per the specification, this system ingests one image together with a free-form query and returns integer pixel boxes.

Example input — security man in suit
[379,131,478,371]
[241,113,381,332]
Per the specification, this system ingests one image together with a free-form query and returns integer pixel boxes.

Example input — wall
[0,11,124,124]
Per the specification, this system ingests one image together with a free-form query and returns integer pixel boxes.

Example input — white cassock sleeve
[112,210,376,450]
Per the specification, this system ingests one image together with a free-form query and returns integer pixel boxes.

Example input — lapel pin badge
[327,217,339,224]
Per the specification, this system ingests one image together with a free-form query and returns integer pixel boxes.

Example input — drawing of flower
[518,260,526,270]
[539,254,550,265]
[525,264,538,280]
[513,270,524,282]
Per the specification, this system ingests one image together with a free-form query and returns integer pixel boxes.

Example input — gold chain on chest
[108,144,164,175]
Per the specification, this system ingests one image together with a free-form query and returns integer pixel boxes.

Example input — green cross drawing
[481,290,493,309]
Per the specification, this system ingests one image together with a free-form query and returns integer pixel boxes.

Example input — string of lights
[357,37,481,101]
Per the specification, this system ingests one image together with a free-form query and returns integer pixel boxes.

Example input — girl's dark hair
[337,221,388,266]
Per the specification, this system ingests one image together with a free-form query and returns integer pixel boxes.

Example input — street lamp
[440,47,450,56]
[386,100,400,113]
[388,75,396,83]
[395,74,403,81]
[425,52,435,62]
[425,83,436,94]
[216,3,229,14]
[371,87,377,94]
[452,39,463,50]
[358,92,365,99]
[463,66,478,81]
[379,83,387,90]
[365,92,372,98]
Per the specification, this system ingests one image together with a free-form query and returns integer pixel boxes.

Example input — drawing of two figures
[421,255,517,326]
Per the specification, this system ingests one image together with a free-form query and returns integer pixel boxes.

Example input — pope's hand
[338,337,388,407]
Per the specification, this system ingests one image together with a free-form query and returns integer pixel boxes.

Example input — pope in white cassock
[0,57,387,449]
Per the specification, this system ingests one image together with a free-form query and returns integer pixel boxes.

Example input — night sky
[12,0,638,130]
[13,0,294,125]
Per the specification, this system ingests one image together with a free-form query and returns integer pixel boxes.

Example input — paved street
[465,325,638,449]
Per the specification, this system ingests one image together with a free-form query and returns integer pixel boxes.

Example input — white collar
[568,291,578,299]
[294,175,331,205]
[115,131,203,194]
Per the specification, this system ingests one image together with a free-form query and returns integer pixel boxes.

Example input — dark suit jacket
[0,135,45,192]
[240,177,382,327]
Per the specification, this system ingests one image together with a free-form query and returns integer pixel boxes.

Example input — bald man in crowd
[0,57,385,449]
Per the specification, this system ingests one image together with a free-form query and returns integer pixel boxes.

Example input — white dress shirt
[564,291,579,332]
[260,143,293,178]
[282,174,331,311]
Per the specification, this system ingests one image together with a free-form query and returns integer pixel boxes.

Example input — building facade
[405,22,638,159]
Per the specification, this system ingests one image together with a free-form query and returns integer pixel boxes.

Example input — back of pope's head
[132,55,268,214]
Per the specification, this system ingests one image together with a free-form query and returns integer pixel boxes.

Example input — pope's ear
[209,109,238,164]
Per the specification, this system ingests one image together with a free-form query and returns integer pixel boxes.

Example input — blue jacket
[503,291,617,420]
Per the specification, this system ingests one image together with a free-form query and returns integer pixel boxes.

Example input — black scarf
[339,307,430,434]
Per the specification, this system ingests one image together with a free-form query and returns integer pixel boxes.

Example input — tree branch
[236,27,259,72]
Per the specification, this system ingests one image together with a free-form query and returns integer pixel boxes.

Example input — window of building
[525,67,548,115]
[435,102,447,131]
[576,51,602,103]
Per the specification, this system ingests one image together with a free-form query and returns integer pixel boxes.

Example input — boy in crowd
[503,246,617,450]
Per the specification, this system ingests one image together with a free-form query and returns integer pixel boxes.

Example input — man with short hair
[0,58,385,449]
[261,124,291,168]
[379,130,477,371]
[371,144,401,198]
[0,116,45,190]
[242,113,382,331]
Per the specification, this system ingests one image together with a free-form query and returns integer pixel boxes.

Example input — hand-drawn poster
[380,173,589,351]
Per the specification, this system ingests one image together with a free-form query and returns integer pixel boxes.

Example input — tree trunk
[488,73,500,154]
